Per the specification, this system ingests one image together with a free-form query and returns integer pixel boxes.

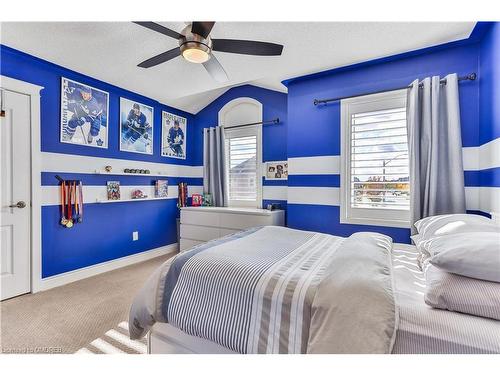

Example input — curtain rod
[313,73,477,106]
[203,118,280,132]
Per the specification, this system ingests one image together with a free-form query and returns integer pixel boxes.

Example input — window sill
[340,216,410,229]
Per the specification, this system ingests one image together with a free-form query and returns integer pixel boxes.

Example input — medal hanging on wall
[59,178,84,228]
[77,181,83,223]
[60,181,68,226]
[65,182,74,228]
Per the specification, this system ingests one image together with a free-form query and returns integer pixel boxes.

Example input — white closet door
[1,89,31,300]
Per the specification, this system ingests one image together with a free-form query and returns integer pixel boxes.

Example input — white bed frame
[148,323,236,354]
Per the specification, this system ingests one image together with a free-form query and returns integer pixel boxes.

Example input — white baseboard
[33,243,178,293]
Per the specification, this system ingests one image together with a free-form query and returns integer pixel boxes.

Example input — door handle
[9,201,26,209]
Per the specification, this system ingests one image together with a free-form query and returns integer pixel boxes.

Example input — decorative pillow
[428,232,500,282]
[414,214,499,241]
[424,264,500,321]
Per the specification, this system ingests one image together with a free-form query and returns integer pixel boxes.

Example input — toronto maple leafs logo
[96,139,103,147]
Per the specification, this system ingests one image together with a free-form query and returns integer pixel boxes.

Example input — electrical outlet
[133,231,139,241]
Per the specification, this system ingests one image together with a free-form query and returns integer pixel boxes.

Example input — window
[340,90,410,228]
[225,125,262,208]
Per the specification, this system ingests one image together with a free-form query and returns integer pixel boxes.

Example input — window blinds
[228,135,258,201]
[350,107,410,210]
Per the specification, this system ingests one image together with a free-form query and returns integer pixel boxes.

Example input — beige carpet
[0,254,172,354]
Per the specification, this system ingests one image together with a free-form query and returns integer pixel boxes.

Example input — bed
[129,226,500,354]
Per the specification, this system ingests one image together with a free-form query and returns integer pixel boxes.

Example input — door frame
[1,75,43,294]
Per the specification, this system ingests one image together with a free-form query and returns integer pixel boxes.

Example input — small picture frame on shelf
[155,180,168,198]
[107,181,120,200]
[191,193,203,206]
[202,193,213,206]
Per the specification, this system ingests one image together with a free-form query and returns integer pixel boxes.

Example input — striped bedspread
[129,226,397,353]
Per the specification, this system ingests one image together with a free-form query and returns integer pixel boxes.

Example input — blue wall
[195,85,288,212]
[285,40,484,243]
[1,45,201,277]
[479,22,500,144]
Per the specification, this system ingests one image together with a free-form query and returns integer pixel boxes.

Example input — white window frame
[224,124,263,208]
[340,89,410,228]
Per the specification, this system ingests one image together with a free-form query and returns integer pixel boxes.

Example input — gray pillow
[414,214,499,241]
[425,264,500,321]
[428,232,500,282]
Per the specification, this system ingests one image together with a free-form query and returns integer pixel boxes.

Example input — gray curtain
[203,126,228,207]
[407,73,466,233]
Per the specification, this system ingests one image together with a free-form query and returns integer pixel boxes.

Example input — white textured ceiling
[1,22,475,113]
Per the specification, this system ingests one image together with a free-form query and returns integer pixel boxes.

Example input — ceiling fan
[133,21,284,82]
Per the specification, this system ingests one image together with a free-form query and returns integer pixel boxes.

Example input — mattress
[391,244,500,354]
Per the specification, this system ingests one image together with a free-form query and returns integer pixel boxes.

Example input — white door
[1,89,31,300]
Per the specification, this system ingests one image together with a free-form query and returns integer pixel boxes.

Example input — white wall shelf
[94,197,170,204]
[94,169,169,177]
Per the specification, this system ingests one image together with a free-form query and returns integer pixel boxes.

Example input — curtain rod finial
[469,73,477,81]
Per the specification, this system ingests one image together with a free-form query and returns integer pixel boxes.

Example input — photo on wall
[161,111,187,159]
[60,77,109,148]
[120,98,154,154]
[266,161,288,180]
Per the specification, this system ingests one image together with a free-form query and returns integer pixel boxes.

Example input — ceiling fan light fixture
[181,45,211,64]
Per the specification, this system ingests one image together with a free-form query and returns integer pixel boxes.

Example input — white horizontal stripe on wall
[288,187,340,206]
[286,186,498,214]
[463,138,500,171]
[288,156,340,175]
[41,152,203,178]
[465,187,500,214]
[263,186,287,201]
[41,185,203,206]
[285,140,500,176]
[462,147,479,171]
[478,137,500,170]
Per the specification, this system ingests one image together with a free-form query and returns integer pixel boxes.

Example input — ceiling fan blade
[202,54,228,82]
[133,21,181,40]
[191,22,215,39]
[138,48,181,68]
[212,39,283,56]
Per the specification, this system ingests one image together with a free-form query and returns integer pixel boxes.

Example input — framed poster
[266,161,288,180]
[161,111,187,159]
[60,77,109,148]
[119,98,154,154]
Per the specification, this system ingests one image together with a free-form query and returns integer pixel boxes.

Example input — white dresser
[179,206,285,252]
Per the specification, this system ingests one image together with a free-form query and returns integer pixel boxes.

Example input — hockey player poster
[60,77,109,148]
[161,111,186,159]
[119,98,154,154]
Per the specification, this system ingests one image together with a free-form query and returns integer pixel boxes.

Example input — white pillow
[414,214,499,242]
[425,264,500,321]
[428,232,500,282]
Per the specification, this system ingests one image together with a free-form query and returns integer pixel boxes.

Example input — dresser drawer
[219,213,273,230]
[181,224,221,242]
[180,238,205,252]
[181,210,219,227]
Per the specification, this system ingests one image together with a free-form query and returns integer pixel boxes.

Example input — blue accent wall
[479,22,500,145]
[0,45,197,165]
[195,84,288,212]
[195,85,288,163]
[1,45,200,277]
[285,39,485,243]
